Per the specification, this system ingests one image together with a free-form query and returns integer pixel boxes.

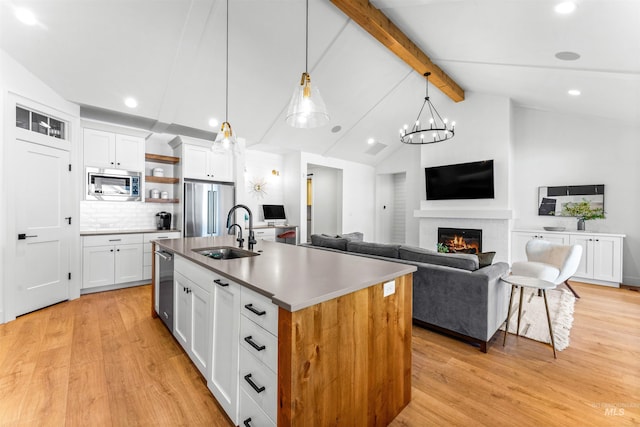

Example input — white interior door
[14,140,71,316]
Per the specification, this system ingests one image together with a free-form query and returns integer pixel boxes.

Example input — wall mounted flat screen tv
[425,160,495,200]
[262,204,286,220]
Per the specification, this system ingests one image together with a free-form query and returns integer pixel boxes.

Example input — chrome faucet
[227,223,244,248]
[227,205,256,250]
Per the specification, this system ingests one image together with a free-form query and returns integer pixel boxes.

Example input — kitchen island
[153,235,416,426]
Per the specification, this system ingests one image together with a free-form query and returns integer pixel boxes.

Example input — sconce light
[272,169,280,176]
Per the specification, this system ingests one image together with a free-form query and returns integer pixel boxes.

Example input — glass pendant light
[215,0,237,147]
[285,0,330,128]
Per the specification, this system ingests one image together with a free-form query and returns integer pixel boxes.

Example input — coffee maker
[156,212,172,230]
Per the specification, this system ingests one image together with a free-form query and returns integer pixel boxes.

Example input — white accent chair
[511,239,583,298]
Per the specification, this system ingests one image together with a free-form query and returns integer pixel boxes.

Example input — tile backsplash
[80,201,175,231]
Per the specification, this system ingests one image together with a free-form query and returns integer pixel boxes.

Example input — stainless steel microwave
[86,167,141,201]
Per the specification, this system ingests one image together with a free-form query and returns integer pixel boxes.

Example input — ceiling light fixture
[400,72,455,145]
[124,97,138,108]
[285,0,330,129]
[367,138,375,145]
[15,7,37,26]
[554,2,576,14]
[214,0,237,148]
[208,118,219,127]
[568,89,581,96]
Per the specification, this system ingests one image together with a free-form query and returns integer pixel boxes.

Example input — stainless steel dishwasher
[155,249,174,332]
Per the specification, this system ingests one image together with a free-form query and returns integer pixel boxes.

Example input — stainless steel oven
[86,167,141,201]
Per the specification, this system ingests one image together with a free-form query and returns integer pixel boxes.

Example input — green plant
[437,242,449,253]
[562,199,605,220]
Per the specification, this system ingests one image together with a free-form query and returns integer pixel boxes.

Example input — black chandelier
[400,72,455,145]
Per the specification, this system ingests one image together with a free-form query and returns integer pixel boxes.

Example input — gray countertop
[154,236,416,312]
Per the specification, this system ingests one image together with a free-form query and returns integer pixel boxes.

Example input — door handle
[18,234,38,240]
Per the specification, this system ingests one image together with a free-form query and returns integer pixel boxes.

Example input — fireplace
[438,227,482,254]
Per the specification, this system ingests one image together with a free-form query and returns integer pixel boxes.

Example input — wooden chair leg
[503,284,516,347]
[563,280,581,299]
[542,290,557,359]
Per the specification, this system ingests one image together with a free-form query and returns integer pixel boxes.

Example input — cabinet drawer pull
[157,236,169,239]
[243,418,253,427]
[108,239,122,242]
[214,279,229,287]
[244,374,265,393]
[244,336,266,351]
[244,303,266,316]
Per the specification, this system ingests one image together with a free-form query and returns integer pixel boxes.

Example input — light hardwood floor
[0,282,638,426]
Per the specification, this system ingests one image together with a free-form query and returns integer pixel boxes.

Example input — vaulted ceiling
[1,0,638,165]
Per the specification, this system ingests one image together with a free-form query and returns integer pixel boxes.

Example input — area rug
[501,287,576,351]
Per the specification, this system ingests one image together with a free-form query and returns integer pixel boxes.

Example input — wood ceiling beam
[330,0,465,102]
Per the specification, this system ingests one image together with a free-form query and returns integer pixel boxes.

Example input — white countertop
[80,229,180,236]
[154,236,416,312]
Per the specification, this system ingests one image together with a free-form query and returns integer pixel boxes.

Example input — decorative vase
[577,218,585,231]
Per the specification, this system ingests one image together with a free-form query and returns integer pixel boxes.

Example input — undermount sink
[193,246,259,260]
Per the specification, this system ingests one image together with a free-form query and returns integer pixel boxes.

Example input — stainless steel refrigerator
[184,181,235,237]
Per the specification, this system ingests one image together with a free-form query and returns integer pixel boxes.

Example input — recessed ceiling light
[555,51,581,61]
[331,125,342,133]
[367,138,375,145]
[209,118,219,127]
[124,97,138,108]
[554,2,576,14]
[568,89,581,96]
[15,7,37,26]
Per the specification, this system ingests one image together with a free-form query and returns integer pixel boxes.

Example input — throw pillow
[339,232,364,242]
[477,251,496,268]
[310,234,348,251]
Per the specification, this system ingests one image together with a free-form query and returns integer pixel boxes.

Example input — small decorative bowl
[543,226,566,232]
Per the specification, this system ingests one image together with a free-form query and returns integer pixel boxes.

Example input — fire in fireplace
[438,228,482,254]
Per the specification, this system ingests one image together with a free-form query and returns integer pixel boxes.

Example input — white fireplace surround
[415,209,513,264]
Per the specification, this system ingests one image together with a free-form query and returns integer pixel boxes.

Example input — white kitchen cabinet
[82,234,143,289]
[183,144,233,182]
[569,234,623,285]
[238,286,278,424]
[512,229,624,287]
[83,128,144,171]
[208,274,241,424]
[253,228,276,242]
[174,271,211,378]
[143,231,180,280]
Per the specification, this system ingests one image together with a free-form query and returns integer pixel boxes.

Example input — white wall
[285,152,376,242]
[239,150,286,225]
[376,144,422,245]
[308,165,342,236]
[0,49,81,323]
[419,92,513,211]
[512,107,640,286]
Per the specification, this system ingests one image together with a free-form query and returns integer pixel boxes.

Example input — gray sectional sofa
[302,234,510,352]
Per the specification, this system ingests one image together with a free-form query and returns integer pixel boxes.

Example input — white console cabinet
[512,230,625,287]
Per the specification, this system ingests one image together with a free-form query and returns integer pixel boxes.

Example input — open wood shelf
[145,198,179,204]
[146,176,179,184]
[145,153,180,164]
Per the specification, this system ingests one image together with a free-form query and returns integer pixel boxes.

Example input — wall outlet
[383,280,395,297]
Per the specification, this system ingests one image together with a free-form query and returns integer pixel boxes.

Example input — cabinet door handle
[243,418,253,427]
[596,239,599,242]
[244,336,266,351]
[116,249,120,252]
[244,374,265,393]
[214,279,229,287]
[110,249,114,252]
[244,303,266,316]
[109,239,122,242]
